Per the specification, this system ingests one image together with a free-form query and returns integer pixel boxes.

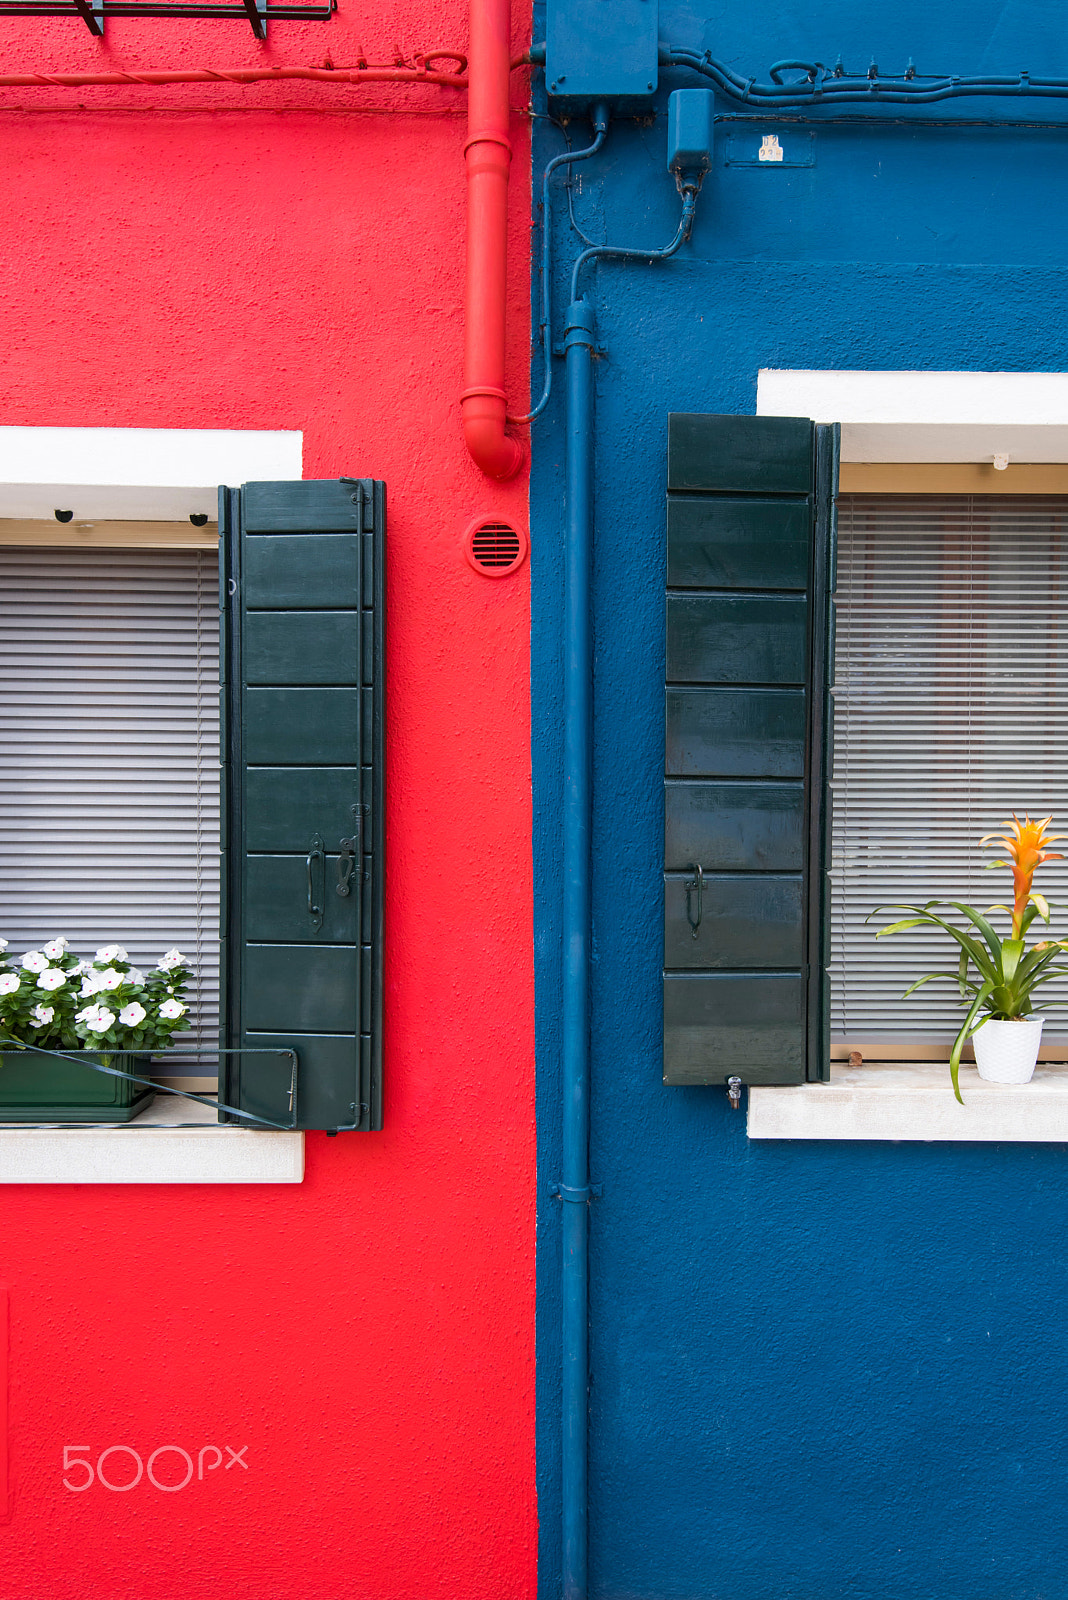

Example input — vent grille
[464,518,526,577]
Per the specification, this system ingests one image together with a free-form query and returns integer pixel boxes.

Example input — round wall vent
[464,516,527,578]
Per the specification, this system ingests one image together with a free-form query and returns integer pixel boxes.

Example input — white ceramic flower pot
[972,1016,1045,1084]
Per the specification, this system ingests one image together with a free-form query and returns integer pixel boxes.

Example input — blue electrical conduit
[523,40,1068,110]
[558,153,703,1598]
[508,104,608,426]
[661,45,1068,109]
[569,191,696,303]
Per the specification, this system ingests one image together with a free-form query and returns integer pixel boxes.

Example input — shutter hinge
[340,477,375,529]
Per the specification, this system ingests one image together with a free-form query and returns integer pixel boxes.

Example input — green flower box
[0,1048,154,1123]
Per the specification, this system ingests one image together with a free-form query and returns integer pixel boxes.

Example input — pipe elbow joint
[461,391,525,480]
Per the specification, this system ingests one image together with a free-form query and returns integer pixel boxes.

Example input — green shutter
[219,479,385,1131]
[663,415,836,1086]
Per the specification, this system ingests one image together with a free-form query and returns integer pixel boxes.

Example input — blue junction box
[545,0,659,108]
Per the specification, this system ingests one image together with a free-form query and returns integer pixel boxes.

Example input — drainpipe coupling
[563,298,596,352]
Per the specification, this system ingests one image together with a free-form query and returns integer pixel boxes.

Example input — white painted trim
[748,1062,1068,1142]
[0,1101,304,1183]
[0,427,302,521]
[756,370,1068,463]
[0,428,307,1180]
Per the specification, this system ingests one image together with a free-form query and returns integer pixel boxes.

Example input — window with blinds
[831,495,1068,1059]
[0,546,220,1078]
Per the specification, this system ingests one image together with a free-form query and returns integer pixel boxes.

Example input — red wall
[0,6,535,1594]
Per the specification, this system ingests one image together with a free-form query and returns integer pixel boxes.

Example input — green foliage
[0,937,192,1059]
[869,896,1068,1103]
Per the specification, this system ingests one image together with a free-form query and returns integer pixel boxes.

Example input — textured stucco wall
[0,7,536,1596]
[530,3,1068,1596]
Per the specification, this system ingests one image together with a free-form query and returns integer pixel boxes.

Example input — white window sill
[748,1060,1068,1142]
[0,1099,304,1182]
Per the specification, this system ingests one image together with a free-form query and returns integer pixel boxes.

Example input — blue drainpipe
[558,169,698,1599]
[561,292,597,1600]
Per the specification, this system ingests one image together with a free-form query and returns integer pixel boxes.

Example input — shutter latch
[336,838,358,897]
[685,863,704,939]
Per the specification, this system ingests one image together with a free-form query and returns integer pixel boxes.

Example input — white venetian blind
[0,545,220,1064]
[831,495,1068,1058]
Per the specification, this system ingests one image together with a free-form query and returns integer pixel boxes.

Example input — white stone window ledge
[0,1100,304,1182]
[748,1060,1068,1142]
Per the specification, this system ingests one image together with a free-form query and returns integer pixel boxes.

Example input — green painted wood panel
[243,533,362,609]
[665,688,805,778]
[245,855,361,944]
[244,769,361,852]
[220,477,385,1131]
[662,415,837,1087]
[665,781,804,871]
[243,944,360,1034]
[668,414,813,495]
[663,973,805,1084]
[244,612,361,685]
[667,595,807,684]
[667,498,811,590]
[663,873,804,969]
[243,479,371,533]
[243,1031,362,1131]
[245,688,359,766]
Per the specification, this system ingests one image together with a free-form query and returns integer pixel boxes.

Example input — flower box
[0,1049,154,1123]
[0,936,191,1121]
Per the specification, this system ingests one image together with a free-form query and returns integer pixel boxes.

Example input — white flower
[36,968,66,991]
[0,973,20,997]
[95,945,128,964]
[97,968,124,991]
[30,1004,54,1027]
[158,998,186,1020]
[126,968,145,989]
[82,1007,115,1034]
[79,973,103,998]
[42,937,69,960]
[118,1001,146,1028]
[156,949,186,972]
[0,939,8,951]
[20,951,47,974]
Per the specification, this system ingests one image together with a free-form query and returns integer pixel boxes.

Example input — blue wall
[530,5,1068,1596]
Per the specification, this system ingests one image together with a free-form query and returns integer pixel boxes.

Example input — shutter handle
[306,834,325,933]
[336,838,358,897]
[685,863,704,940]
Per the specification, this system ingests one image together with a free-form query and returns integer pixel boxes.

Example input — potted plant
[870,814,1068,1102]
[0,939,192,1122]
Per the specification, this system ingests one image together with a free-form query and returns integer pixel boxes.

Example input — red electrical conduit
[0,19,531,481]
[0,55,470,86]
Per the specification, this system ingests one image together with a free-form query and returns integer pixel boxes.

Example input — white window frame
[0,427,306,1182]
[749,370,1068,1140]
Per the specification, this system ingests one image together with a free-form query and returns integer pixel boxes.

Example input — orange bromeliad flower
[980,813,1067,938]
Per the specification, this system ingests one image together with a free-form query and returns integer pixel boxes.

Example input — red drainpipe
[461,0,524,480]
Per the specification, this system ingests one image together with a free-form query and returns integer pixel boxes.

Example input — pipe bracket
[551,1182,604,1203]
